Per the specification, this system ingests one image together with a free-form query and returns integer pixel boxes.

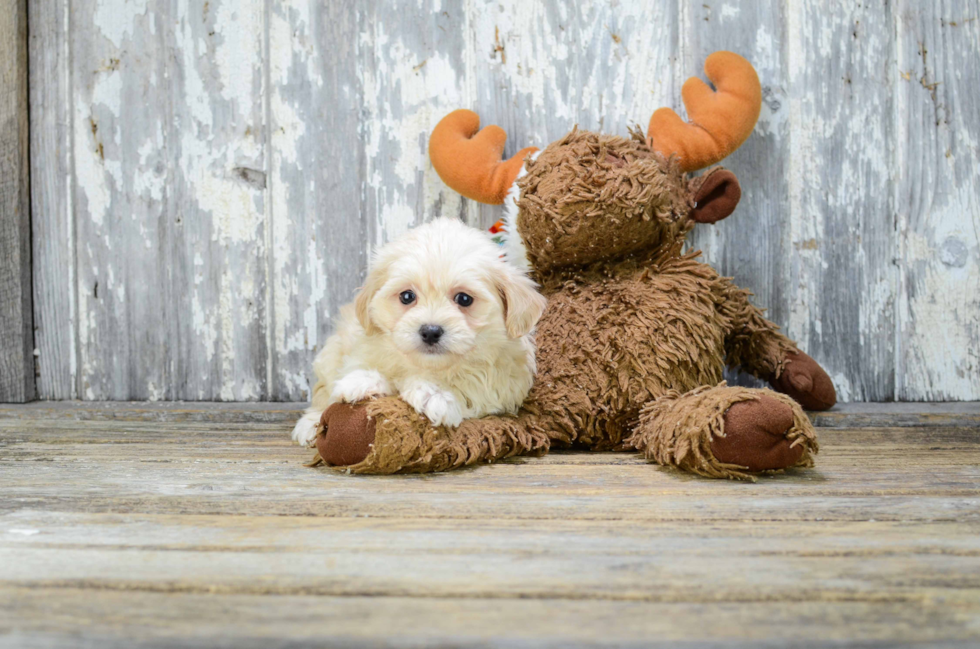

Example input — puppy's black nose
[419,324,444,346]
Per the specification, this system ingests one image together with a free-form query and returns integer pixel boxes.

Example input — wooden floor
[1,402,979,648]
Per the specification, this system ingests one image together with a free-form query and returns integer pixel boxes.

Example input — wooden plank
[811,401,980,428]
[5,420,980,466]
[3,419,980,464]
[2,419,979,521]
[0,0,34,403]
[265,0,367,401]
[895,2,980,401]
[167,0,271,401]
[6,490,978,523]
[28,0,74,400]
[1,400,976,426]
[784,1,898,401]
[0,400,305,423]
[470,2,679,165]
[680,2,790,391]
[3,513,980,601]
[2,588,976,648]
[67,0,174,399]
[61,0,272,400]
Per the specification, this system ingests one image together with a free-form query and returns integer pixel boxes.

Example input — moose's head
[429,51,762,277]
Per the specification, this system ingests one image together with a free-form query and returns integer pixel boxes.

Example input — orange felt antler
[429,110,538,205]
[648,51,762,172]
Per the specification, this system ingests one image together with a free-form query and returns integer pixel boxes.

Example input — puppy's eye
[454,292,474,307]
[399,290,416,305]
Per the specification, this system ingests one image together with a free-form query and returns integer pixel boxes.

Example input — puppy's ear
[494,265,547,338]
[354,263,388,336]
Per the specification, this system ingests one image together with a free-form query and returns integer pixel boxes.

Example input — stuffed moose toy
[311,51,836,480]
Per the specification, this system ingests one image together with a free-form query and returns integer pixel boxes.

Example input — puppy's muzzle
[419,324,444,347]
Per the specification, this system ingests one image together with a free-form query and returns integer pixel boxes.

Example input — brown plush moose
[310,51,836,480]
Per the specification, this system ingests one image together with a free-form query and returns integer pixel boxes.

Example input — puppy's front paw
[331,369,392,403]
[291,412,321,447]
[400,380,463,427]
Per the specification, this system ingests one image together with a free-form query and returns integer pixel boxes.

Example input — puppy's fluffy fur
[291,218,547,447]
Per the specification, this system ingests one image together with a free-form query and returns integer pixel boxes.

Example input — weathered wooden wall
[28,0,980,402]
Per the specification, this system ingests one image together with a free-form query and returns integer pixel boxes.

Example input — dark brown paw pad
[711,395,804,472]
[315,402,377,467]
[770,350,837,411]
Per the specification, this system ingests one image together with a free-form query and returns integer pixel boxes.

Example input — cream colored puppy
[291,218,547,447]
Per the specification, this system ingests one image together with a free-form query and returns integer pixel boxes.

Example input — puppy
[291,218,547,447]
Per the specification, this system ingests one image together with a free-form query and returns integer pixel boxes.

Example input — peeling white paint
[900,180,980,400]
[93,0,149,48]
[270,1,313,370]
[359,19,471,244]
[786,3,821,354]
[720,5,740,21]
[146,381,165,401]
[197,173,264,244]
[74,66,125,227]
[212,0,264,108]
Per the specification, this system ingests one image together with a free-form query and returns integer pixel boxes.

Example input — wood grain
[64,0,272,401]
[3,589,976,648]
[3,420,980,522]
[782,1,900,403]
[0,0,34,403]
[266,0,367,401]
[167,0,271,401]
[26,1,980,401]
[67,0,173,400]
[1,405,979,645]
[0,399,976,426]
[4,514,980,601]
[28,0,74,400]
[895,1,980,401]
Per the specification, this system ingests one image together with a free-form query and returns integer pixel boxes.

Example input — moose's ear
[691,168,741,224]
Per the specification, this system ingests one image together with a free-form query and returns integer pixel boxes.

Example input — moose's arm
[719,279,836,411]
[310,397,551,474]
[719,280,796,378]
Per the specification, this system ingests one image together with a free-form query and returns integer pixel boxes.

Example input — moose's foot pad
[315,402,377,467]
[711,394,804,472]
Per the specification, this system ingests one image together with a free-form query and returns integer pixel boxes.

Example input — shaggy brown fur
[312,128,835,480]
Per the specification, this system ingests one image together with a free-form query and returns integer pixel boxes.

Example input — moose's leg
[627,384,818,480]
[721,281,836,410]
[310,397,550,474]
